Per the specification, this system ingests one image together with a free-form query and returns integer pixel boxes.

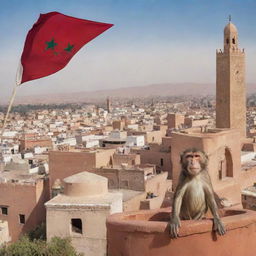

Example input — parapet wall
[107,208,256,256]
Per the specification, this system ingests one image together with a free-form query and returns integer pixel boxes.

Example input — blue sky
[0,0,256,99]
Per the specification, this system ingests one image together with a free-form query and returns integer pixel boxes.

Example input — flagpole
[0,62,22,144]
[0,84,19,142]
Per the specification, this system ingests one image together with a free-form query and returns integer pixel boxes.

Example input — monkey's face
[184,152,202,176]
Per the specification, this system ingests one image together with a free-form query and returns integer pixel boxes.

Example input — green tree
[28,222,46,241]
[47,237,82,256]
[0,236,82,256]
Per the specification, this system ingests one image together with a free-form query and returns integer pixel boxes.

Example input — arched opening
[232,38,236,44]
[219,148,233,179]
[225,148,233,177]
[226,38,229,44]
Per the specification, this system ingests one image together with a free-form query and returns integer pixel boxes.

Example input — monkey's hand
[213,218,226,236]
[169,217,181,238]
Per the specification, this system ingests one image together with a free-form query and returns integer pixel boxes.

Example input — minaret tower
[107,97,112,113]
[216,17,246,137]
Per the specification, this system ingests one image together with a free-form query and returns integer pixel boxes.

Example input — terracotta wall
[95,149,115,168]
[20,138,52,151]
[167,114,184,129]
[145,172,168,196]
[146,131,163,144]
[0,178,49,241]
[162,137,172,151]
[112,120,125,131]
[107,208,256,256]
[119,169,145,191]
[140,150,172,178]
[91,169,119,189]
[91,168,145,191]
[49,151,96,190]
[123,192,147,212]
[49,149,115,192]
[112,153,140,167]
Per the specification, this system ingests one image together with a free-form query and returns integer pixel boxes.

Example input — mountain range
[9,82,256,104]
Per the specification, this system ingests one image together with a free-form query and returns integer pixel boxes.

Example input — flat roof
[45,191,122,208]
[0,170,44,184]
[110,189,143,202]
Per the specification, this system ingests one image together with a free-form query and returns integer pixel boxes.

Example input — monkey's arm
[204,182,226,236]
[169,174,188,238]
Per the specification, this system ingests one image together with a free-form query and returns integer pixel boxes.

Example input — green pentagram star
[64,43,74,52]
[45,39,57,50]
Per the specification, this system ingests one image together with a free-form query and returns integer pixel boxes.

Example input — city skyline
[1,0,256,100]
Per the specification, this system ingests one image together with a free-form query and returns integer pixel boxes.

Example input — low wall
[107,208,256,256]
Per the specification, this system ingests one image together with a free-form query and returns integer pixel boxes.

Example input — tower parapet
[216,48,245,55]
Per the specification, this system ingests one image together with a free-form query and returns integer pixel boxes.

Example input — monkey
[169,148,226,238]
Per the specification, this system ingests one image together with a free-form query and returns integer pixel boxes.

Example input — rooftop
[45,191,122,210]
[0,169,44,184]
[110,189,143,202]
[176,128,238,137]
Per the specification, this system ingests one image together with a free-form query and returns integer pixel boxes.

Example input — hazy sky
[1,0,256,100]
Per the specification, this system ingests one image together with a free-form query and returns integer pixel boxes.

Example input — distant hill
[11,82,256,104]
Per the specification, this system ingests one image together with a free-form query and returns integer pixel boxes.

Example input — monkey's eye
[194,154,200,158]
[186,154,193,159]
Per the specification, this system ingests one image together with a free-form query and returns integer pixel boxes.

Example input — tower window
[71,218,82,234]
[232,38,236,44]
[226,38,229,44]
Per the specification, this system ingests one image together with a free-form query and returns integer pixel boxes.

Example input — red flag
[18,12,113,84]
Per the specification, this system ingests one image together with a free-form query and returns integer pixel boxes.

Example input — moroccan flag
[17,12,113,85]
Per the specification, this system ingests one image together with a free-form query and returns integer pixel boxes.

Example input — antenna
[229,15,231,22]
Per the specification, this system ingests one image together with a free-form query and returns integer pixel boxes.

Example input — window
[232,38,235,44]
[1,207,8,215]
[19,214,25,224]
[160,158,164,166]
[226,38,229,44]
[71,218,82,234]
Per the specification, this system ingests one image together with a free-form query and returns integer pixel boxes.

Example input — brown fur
[169,148,226,238]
